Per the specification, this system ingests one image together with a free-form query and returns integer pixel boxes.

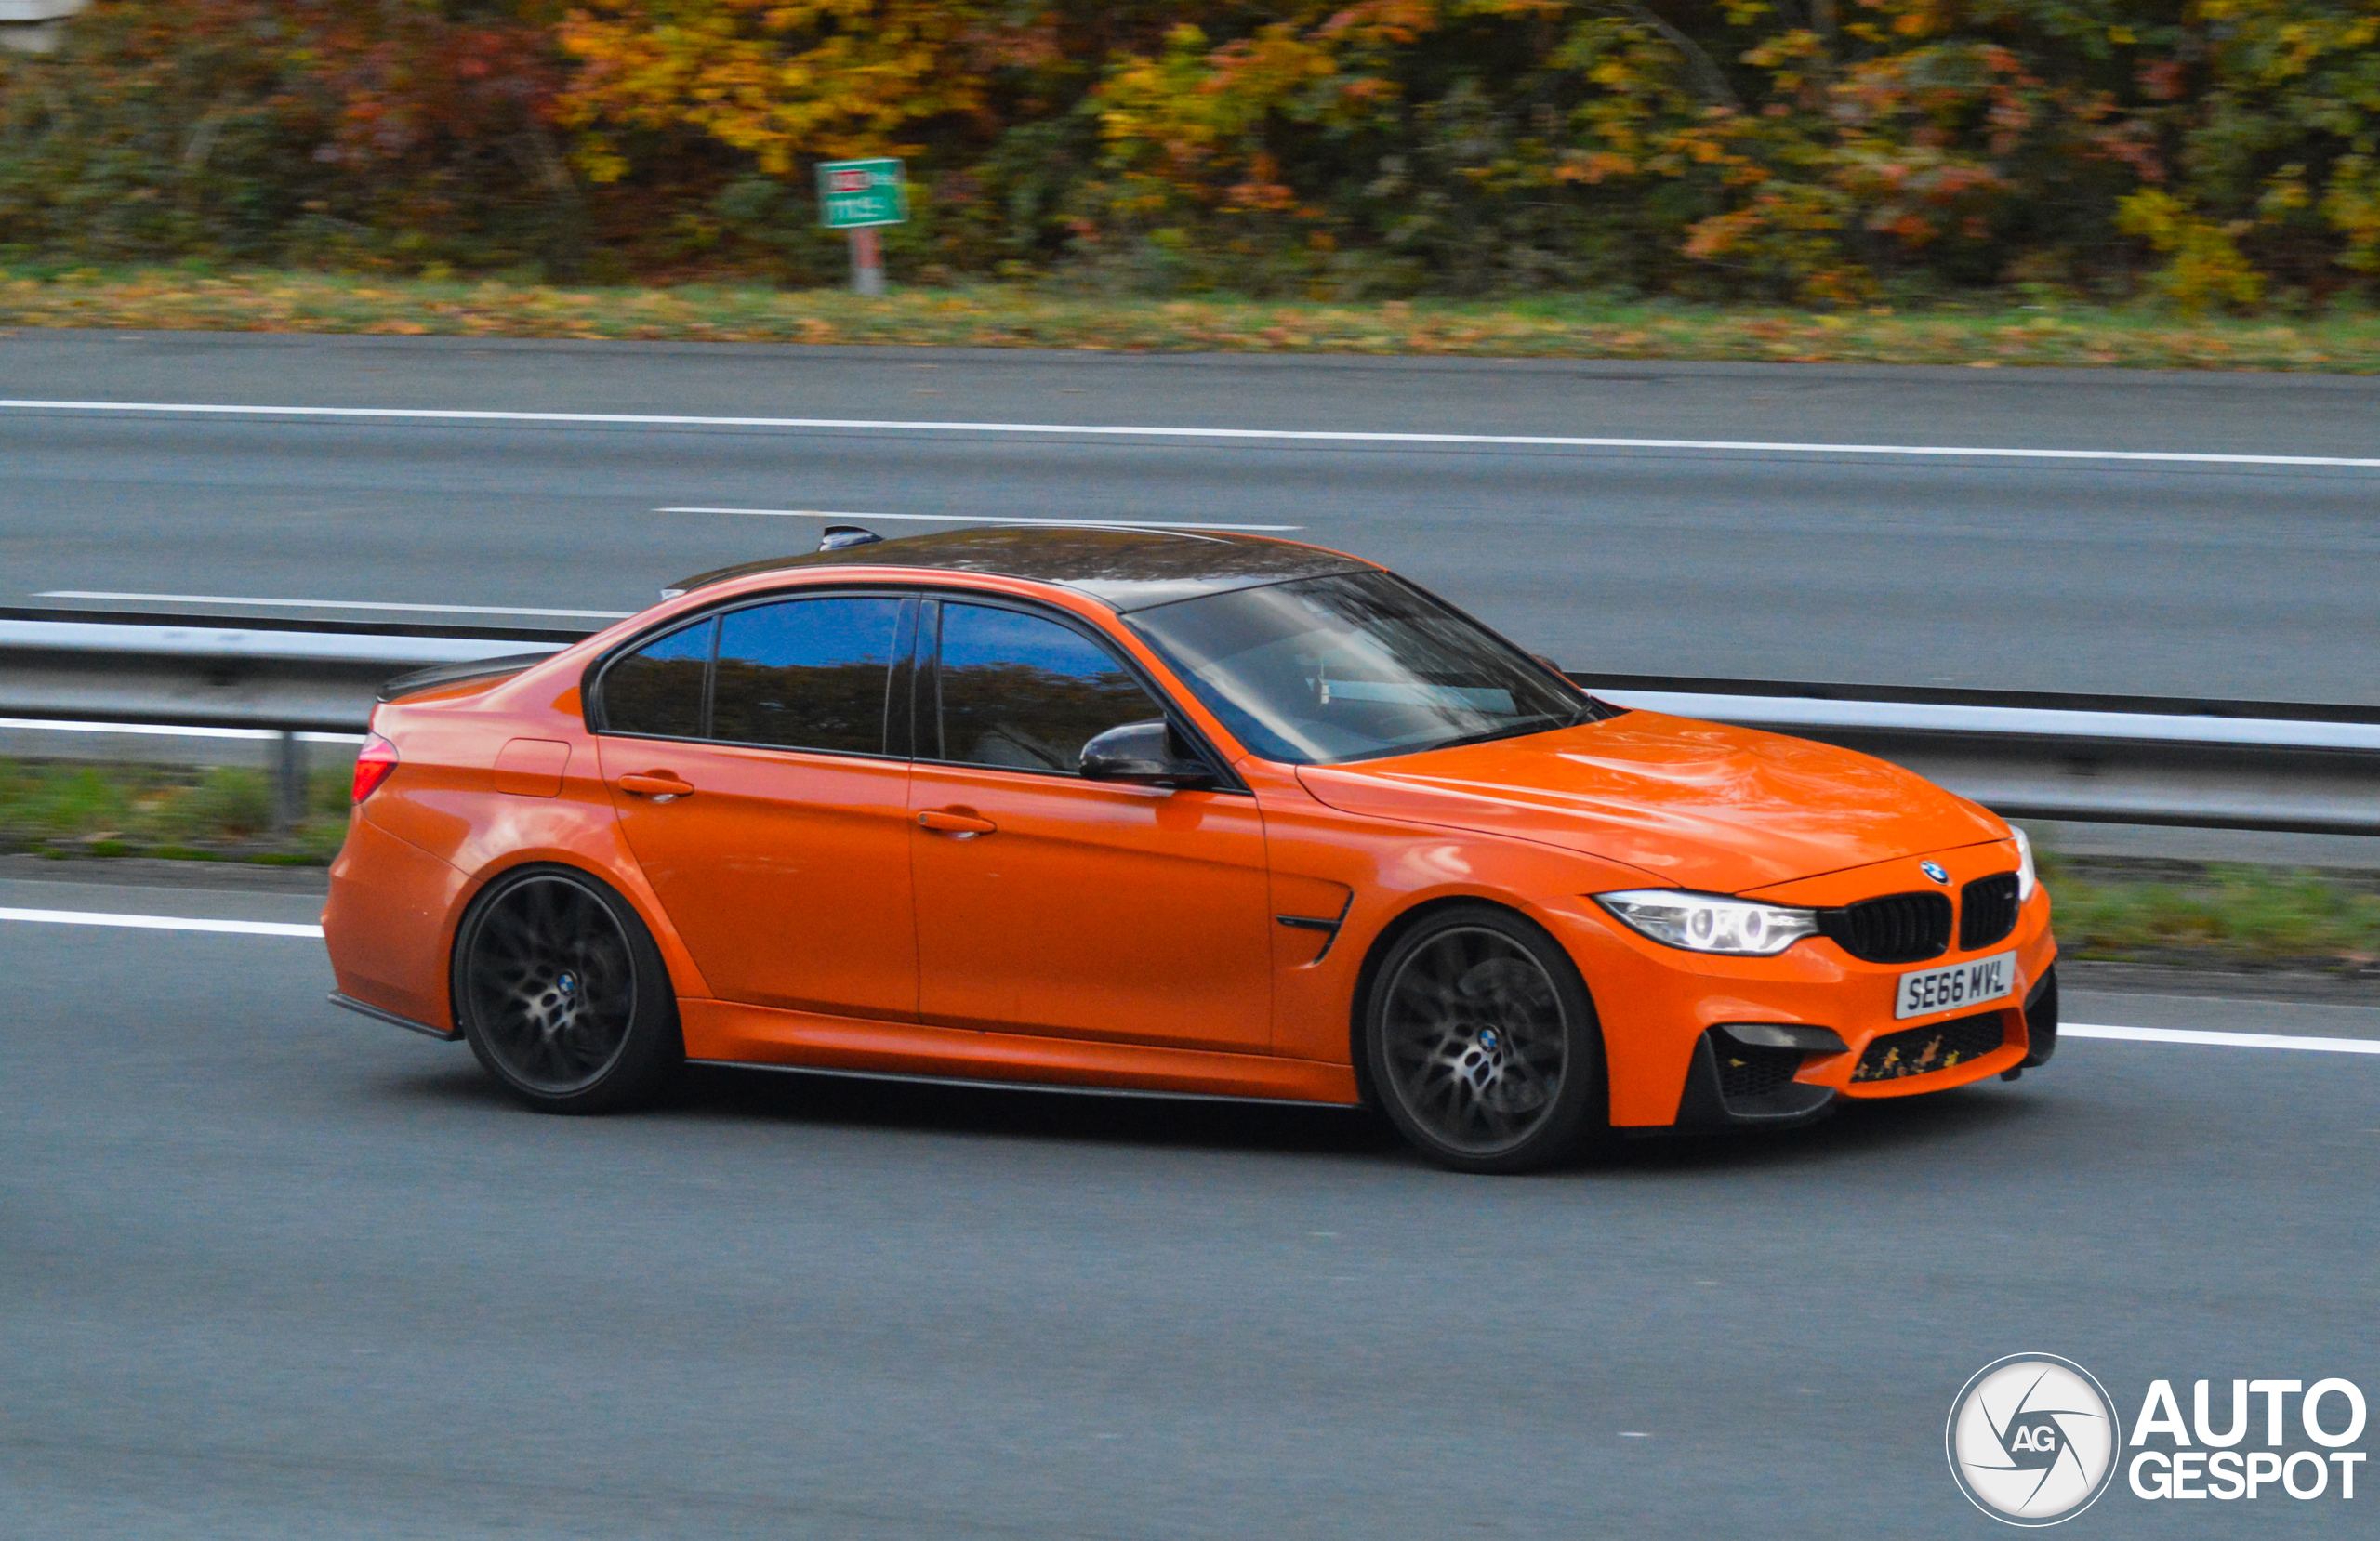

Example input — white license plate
[1895,951,2016,1020]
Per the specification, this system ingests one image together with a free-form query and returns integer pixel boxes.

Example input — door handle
[918,809,997,838]
[617,772,695,800]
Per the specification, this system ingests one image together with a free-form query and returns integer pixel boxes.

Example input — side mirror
[1078,720,1217,791]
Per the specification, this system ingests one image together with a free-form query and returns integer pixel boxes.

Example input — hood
[1294,711,2004,892]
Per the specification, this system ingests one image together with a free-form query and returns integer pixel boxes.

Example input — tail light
[352,733,399,803]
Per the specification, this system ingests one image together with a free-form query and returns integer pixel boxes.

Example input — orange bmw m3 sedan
[324,527,2057,1172]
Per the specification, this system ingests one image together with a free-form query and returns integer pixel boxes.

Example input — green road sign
[816,158,907,229]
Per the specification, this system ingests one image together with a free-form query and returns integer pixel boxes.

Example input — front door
[907,599,1273,1052]
[598,594,918,1021]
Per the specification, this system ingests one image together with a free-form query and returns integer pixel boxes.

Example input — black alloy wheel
[1362,905,1608,1173]
[454,866,681,1113]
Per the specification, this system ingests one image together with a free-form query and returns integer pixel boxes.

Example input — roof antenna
[817,524,884,552]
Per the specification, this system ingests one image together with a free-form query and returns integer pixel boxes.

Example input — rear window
[602,618,712,739]
[712,597,904,754]
[597,597,906,755]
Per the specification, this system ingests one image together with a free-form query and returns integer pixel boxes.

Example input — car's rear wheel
[1362,905,1608,1173]
[454,866,681,1113]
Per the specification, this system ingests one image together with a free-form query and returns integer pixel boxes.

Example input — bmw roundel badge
[1921,861,1950,884]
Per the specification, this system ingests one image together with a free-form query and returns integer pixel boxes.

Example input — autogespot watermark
[1949,1355,2122,1525]
[2127,1376,2367,1505]
[1949,1356,2368,1524]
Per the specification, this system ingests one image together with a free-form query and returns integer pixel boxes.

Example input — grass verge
[2039,853,2380,977]
[0,759,350,866]
[7,266,2380,371]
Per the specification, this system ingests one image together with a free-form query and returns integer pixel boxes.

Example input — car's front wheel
[453,866,681,1113]
[1362,905,1608,1173]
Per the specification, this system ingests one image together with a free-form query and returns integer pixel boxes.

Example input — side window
[602,617,713,739]
[933,603,1162,771]
[713,597,904,755]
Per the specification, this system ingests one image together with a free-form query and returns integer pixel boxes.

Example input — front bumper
[1534,840,2057,1129]
[1670,967,2058,1128]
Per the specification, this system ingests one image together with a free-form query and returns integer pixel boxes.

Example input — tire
[1361,904,1609,1173]
[452,865,682,1114]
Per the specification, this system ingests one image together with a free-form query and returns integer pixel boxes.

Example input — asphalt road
[5,883,2376,1539]
[7,329,2380,703]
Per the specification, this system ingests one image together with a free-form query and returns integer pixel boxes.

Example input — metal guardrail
[1578,678,2380,838]
[0,609,575,733]
[1,610,2374,837]
[0,610,574,829]
[0,0,86,54]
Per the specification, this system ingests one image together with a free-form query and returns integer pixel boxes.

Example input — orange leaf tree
[556,1,998,178]
[7,0,2380,301]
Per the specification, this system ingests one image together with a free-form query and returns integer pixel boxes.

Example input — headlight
[1595,889,1819,956]
[2011,825,2038,901]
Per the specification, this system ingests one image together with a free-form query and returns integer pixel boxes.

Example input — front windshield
[1123,571,1602,765]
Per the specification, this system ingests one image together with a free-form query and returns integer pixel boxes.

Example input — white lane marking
[0,718,364,743]
[2065,1021,2380,1055]
[0,907,323,938]
[6,399,2377,468]
[36,590,633,619]
[659,507,1303,532]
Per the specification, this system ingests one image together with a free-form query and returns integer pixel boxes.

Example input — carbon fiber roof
[667,526,1371,612]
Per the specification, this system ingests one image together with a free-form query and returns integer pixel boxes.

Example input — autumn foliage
[3,1,2377,306]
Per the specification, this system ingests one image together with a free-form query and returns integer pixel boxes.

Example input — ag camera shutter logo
[1948,1354,2122,1525]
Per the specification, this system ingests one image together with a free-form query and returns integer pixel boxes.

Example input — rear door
[596,593,919,1021]
[906,597,1274,1052]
